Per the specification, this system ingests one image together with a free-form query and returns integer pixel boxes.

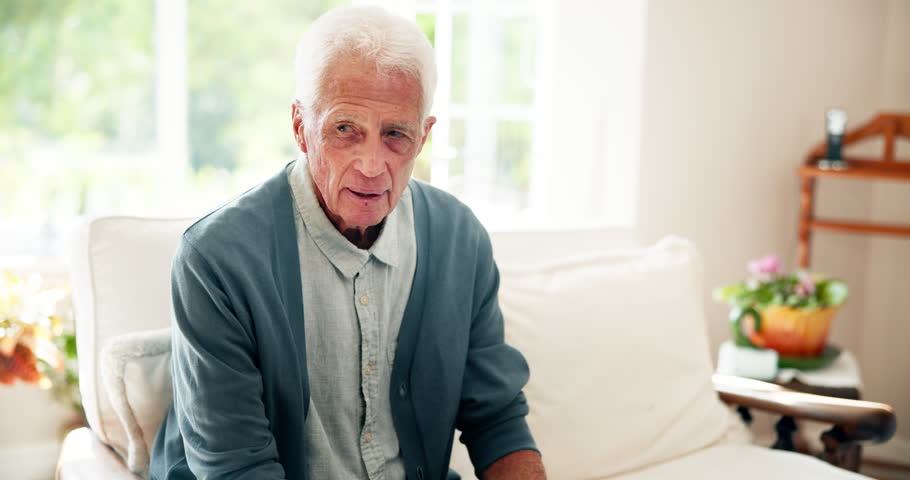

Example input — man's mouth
[348,188,386,199]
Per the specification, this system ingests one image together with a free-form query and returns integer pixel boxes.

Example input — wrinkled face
[292,60,435,235]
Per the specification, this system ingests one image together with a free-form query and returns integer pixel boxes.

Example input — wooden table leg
[819,425,862,472]
[772,415,798,452]
[797,177,815,268]
[777,380,863,471]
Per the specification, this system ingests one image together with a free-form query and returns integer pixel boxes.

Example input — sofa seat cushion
[479,236,739,479]
[57,427,142,480]
[609,444,869,480]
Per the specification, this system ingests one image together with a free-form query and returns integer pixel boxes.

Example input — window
[0,0,344,263]
[411,1,541,226]
[1,0,643,264]
[354,0,645,230]
[1,0,158,260]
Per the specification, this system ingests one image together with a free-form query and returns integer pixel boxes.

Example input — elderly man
[150,5,543,480]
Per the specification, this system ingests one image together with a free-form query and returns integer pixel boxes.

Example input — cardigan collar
[288,159,407,278]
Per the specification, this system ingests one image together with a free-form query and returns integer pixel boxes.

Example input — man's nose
[353,133,385,178]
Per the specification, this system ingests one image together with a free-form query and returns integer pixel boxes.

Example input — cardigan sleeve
[455,228,540,477]
[167,236,287,479]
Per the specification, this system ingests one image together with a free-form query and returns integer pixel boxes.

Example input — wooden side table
[772,379,863,471]
[717,344,866,470]
[797,112,910,268]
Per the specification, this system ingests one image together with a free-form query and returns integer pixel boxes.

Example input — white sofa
[57,217,895,479]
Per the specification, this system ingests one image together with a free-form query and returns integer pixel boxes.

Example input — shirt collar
[289,159,404,278]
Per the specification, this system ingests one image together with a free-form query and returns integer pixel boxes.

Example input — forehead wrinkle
[326,103,419,131]
[316,58,426,122]
[325,107,368,123]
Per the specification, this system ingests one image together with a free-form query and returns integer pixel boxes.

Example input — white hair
[294,5,437,122]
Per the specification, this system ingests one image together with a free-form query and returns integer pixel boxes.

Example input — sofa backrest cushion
[450,235,736,479]
[69,216,195,453]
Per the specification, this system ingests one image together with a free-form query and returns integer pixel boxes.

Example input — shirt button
[364,364,373,376]
[363,432,373,442]
[359,295,369,305]
[398,383,407,397]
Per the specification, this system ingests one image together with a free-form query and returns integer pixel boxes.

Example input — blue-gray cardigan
[150,163,537,480]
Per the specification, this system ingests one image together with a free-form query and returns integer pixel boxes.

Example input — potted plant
[713,254,848,359]
[0,271,83,421]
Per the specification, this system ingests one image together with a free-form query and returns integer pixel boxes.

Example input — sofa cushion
[451,236,738,479]
[69,216,194,453]
[57,427,143,480]
[609,443,868,480]
[100,328,172,477]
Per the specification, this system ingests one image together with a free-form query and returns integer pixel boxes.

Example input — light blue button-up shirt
[287,160,415,480]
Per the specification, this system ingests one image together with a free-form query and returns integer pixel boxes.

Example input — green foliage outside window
[1,0,540,247]
[0,0,156,219]
[0,0,344,224]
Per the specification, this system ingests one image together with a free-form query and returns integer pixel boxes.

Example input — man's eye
[337,125,352,133]
[387,130,405,138]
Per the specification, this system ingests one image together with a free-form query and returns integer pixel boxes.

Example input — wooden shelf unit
[797,113,910,268]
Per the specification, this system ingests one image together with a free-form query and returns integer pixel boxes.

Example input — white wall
[863,0,910,462]
[637,0,908,454]
[541,0,644,229]
[0,385,77,479]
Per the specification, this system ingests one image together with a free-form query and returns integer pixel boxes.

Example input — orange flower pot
[732,305,839,358]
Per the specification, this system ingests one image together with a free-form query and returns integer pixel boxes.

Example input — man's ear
[423,115,437,138]
[413,116,436,158]
[418,115,437,152]
[291,103,308,154]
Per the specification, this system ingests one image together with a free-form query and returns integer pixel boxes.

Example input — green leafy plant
[713,254,848,311]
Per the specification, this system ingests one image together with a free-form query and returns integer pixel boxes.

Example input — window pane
[494,120,532,209]
[448,118,467,197]
[0,0,156,221]
[451,14,469,104]
[497,17,535,105]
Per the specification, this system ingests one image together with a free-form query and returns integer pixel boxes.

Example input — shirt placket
[355,266,385,479]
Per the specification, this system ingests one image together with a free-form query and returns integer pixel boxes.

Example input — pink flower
[795,271,816,297]
[748,254,782,280]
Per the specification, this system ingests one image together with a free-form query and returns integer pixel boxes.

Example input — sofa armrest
[57,427,142,480]
[712,374,897,444]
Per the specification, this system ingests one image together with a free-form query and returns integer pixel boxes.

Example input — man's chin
[336,201,394,231]
[337,213,387,233]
